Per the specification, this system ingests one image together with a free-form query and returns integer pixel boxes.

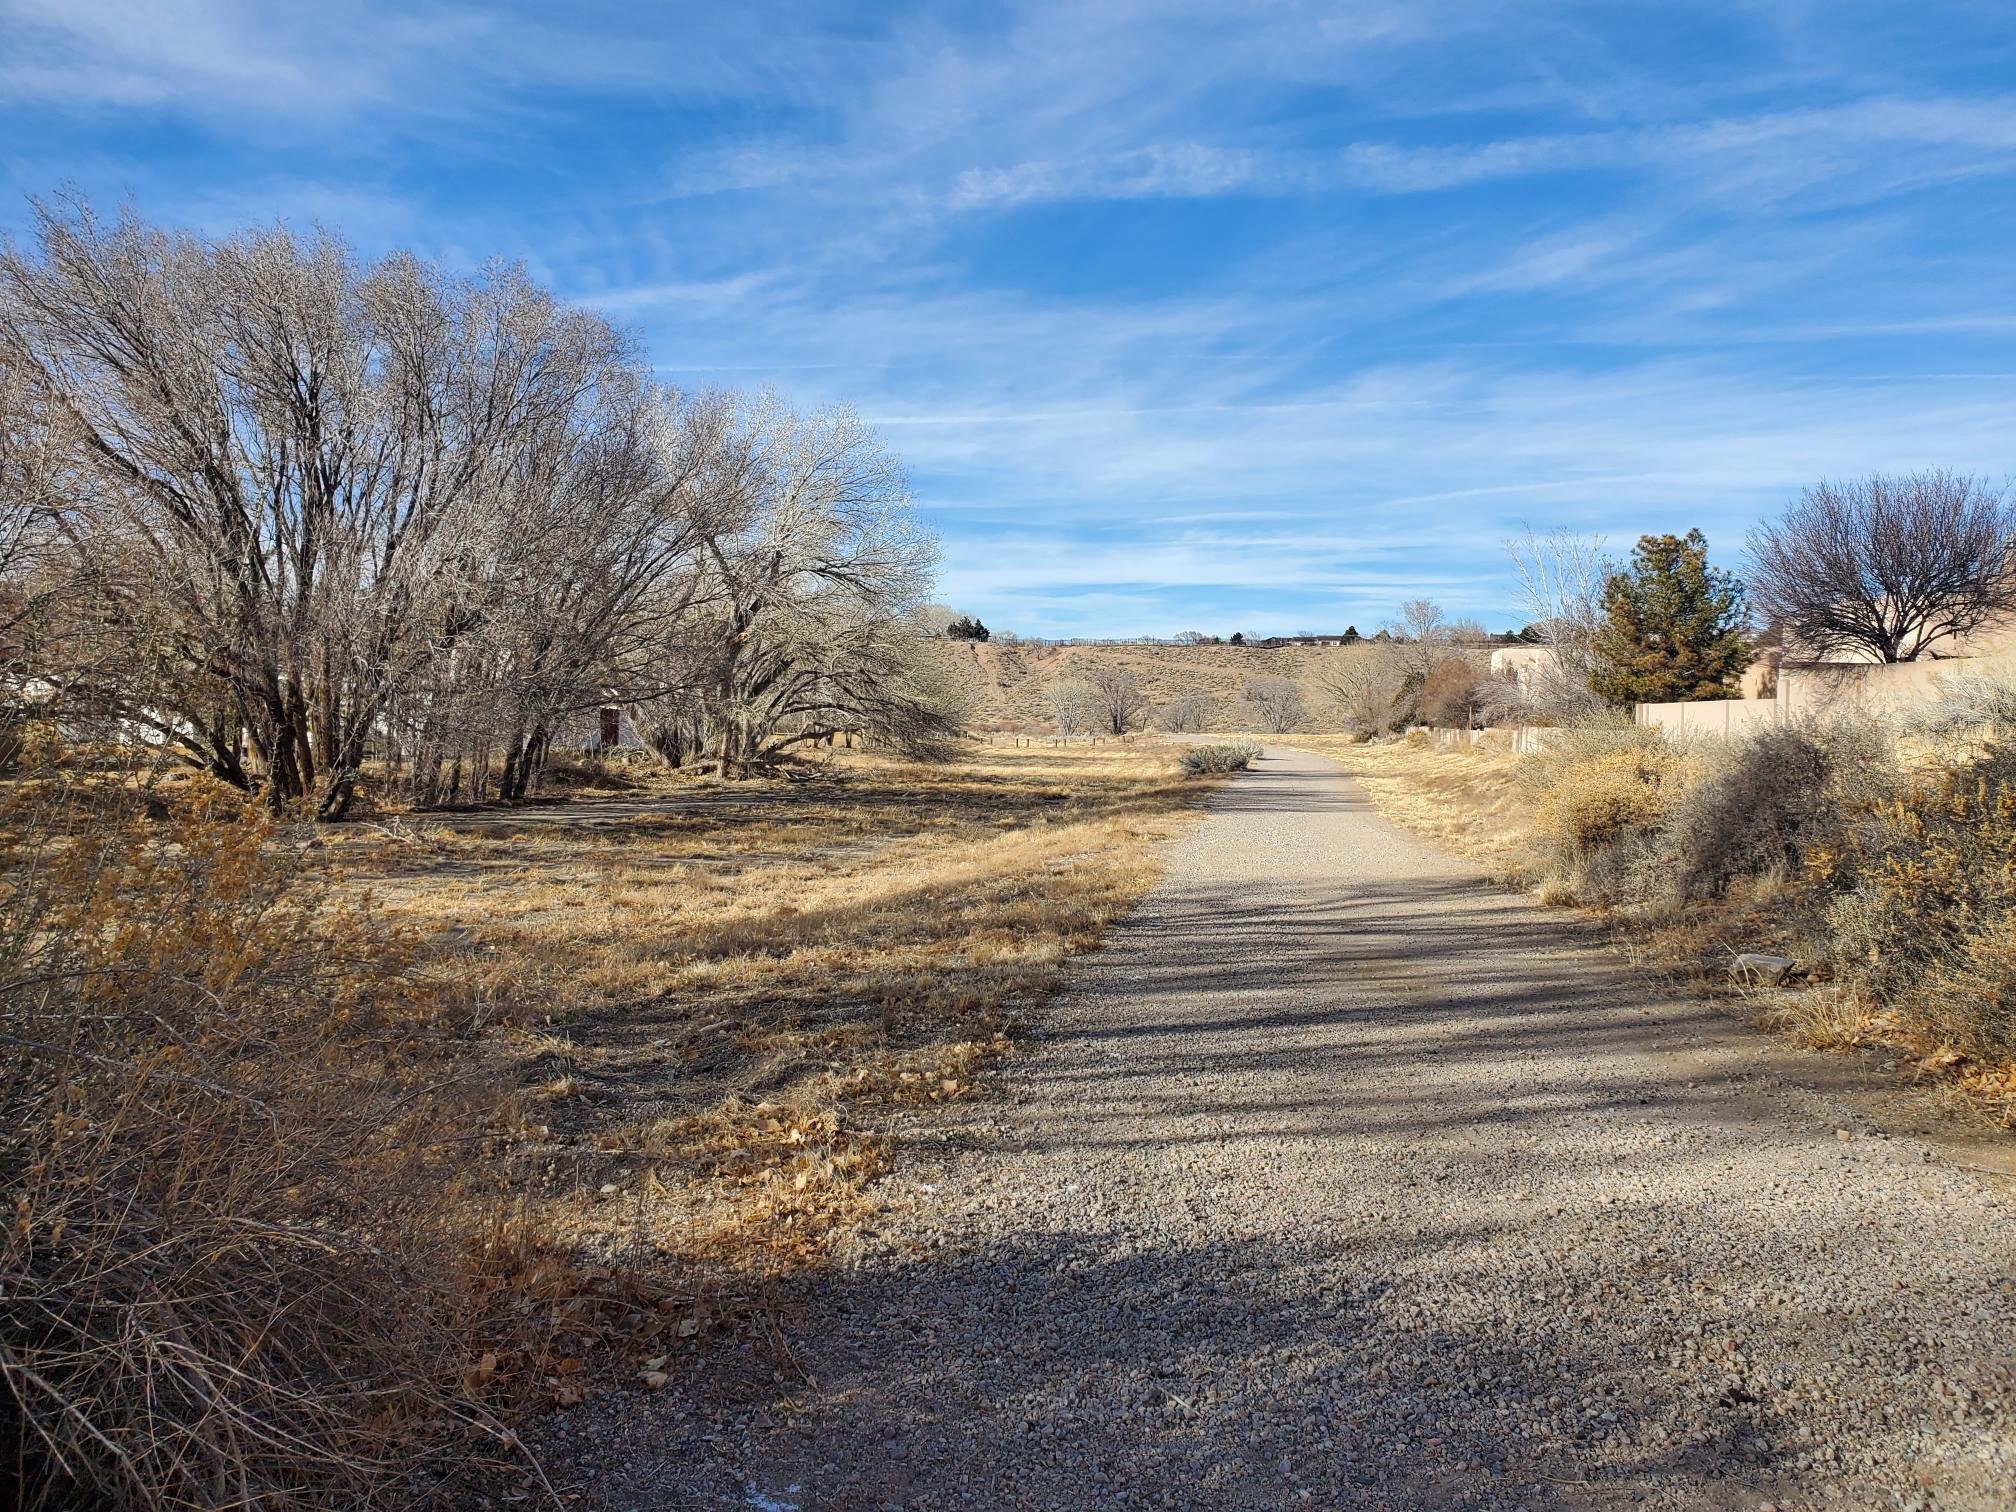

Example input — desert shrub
[1827,750,2016,1062]
[1415,656,1481,728]
[1178,742,1262,776]
[0,774,503,1509]
[1522,720,1695,901]
[1533,741,1678,856]
[1657,723,1896,902]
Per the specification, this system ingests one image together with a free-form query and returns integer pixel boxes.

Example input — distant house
[1489,645,1557,696]
[1257,634,1356,648]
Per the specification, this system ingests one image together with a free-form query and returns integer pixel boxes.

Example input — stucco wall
[1635,657,1971,738]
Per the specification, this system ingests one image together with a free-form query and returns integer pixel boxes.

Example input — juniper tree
[1589,529,1750,705]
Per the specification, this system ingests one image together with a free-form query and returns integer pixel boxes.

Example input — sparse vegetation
[1283,695,2016,1121]
[1177,741,1263,774]
[0,768,505,1509]
[0,734,1225,1507]
[1827,749,2016,1065]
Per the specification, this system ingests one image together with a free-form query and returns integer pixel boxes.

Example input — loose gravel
[571,747,2016,1510]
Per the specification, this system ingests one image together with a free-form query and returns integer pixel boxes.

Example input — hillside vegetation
[950,640,1345,730]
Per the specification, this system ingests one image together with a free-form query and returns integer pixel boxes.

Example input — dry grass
[1269,729,2016,1129]
[1260,734,1534,878]
[0,737,1216,1501]
[0,774,524,1510]
[326,739,1211,1315]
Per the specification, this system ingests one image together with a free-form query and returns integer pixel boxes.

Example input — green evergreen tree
[1589,529,1751,705]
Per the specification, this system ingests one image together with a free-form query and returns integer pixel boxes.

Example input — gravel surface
[573,747,2016,1510]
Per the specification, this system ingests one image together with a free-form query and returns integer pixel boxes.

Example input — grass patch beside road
[330,741,1212,1281]
[1261,734,1534,879]
[1269,727,2016,1128]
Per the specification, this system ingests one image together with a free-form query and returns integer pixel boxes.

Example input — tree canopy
[1590,530,1750,705]
[1746,470,2016,662]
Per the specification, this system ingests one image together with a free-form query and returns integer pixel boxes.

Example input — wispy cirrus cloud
[6,1,2016,635]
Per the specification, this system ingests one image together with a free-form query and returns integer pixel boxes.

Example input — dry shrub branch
[0,769,510,1509]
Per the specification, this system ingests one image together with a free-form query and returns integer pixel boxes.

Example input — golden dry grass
[1257,733,1535,878]
[326,740,1214,1294]
[1263,731,2016,1128]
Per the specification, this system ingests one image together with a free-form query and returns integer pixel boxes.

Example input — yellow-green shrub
[1537,743,1677,854]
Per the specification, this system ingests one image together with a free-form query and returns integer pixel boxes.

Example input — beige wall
[1635,656,1973,738]
[1776,658,1960,721]
[1635,698,1781,740]
[1489,646,1557,695]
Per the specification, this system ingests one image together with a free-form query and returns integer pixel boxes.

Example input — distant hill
[943,640,1350,731]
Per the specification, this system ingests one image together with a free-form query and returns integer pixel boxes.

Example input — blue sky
[4,1,2014,637]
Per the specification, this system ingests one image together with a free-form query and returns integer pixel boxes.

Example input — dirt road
[591,747,2016,1510]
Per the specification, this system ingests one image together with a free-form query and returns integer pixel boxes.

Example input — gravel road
[584,747,2016,1510]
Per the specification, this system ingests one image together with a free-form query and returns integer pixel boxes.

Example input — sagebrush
[1178,742,1263,775]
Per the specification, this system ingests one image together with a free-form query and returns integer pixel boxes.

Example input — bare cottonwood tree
[1156,693,1215,733]
[0,198,964,808]
[1242,676,1306,733]
[1389,599,1494,679]
[1747,471,2016,662]
[1502,525,1610,720]
[1048,678,1096,736]
[0,199,642,815]
[656,395,948,776]
[1081,664,1146,735]
[1394,599,1446,655]
[1319,644,1409,736]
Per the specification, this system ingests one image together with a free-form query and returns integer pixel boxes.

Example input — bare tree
[0,345,70,700]
[1318,644,1408,736]
[0,197,965,807]
[0,198,642,815]
[1386,598,1460,680]
[1172,629,1213,645]
[1747,470,2016,662]
[1242,676,1306,733]
[1396,598,1445,643]
[1156,693,1216,733]
[664,396,945,776]
[1081,664,1147,735]
[1502,525,1610,720]
[1048,678,1096,737]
